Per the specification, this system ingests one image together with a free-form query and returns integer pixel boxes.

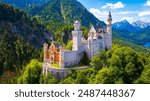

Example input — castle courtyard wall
[64,50,78,67]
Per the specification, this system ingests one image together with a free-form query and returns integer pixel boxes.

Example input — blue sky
[78,0,150,23]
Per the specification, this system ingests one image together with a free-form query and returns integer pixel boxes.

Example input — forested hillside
[0,2,52,47]
[28,0,105,32]
[0,0,47,8]
[0,2,50,83]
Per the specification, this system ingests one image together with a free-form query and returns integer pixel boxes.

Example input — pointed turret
[107,11,112,22]
[89,26,96,33]
[107,11,112,33]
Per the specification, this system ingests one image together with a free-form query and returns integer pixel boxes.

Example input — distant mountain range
[113,20,150,45]
[132,20,150,29]
[113,20,150,32]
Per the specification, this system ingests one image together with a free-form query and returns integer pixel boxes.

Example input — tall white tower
[72,20,82,51]
[107,11,112,34]
[106,11,112,49]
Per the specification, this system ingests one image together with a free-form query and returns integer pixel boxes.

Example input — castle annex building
[43,12,112,79]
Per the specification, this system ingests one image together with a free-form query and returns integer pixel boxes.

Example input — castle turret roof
[107,11,112,21]
[75,20,80,24]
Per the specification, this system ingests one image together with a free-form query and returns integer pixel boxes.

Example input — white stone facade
[59,11,112,68]
[43,11,112,69]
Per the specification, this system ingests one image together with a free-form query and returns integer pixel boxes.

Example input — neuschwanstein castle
[43,11,112,78]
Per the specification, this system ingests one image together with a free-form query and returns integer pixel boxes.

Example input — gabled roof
[89,26,96,33]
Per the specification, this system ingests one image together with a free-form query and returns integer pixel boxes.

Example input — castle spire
[107,10,112,22]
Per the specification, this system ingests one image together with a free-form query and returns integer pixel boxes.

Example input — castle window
[57,49,60,52]
[99,29,104,33]
[98,36,102,39]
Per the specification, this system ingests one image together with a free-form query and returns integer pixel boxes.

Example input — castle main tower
[107,11,112,34]
[72,20,82,51]
[106,11,112,49]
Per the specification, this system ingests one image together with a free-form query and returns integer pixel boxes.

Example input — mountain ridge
[28,0,106,31]
[132,20,150,29]
[113,19,150,32]
[0,0,47,8]
[113,19,150,45]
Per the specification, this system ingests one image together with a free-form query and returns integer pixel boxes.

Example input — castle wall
[64,51,78,67]
[83,37,105,59]
[43,64,91,79]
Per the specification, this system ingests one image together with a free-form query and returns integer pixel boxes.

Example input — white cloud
[138,11,150,16]
[101,2,125,9]
[89,8,107,18]
[121,17,134,22]
[144,0,150,6]
[114,11,137,15]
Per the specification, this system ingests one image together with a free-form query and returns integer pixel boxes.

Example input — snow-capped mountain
[113,20,150,32]
[112,20,140,32]
[132,20,150,29]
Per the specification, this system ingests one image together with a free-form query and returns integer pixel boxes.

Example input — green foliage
[90,44,147,84]
[95,67,123,84]
[0,2,51,47]
[52,25,73,44]
[0,0,47,8]
[80,51,90,65]
[113,28,150,46]
[90,50,108,71]
[51,63,60,68]
[113,39,150,55]
[17,59,42,84]
[40,73,58,84]
[0,3,50,80]
[28,0,105,32]
[0,28,41,76]
[53,25,89,46]
[60,77,75,84]
[135,60,150,84]
[61,68,96,84]
[65,40,72,50]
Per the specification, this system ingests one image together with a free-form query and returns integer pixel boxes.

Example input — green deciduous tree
[40,73,58,84]
[95,67,123,84]
[17,59,42,84]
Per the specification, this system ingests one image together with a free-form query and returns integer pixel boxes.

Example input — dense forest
[28,0,105,32]
[0,2,48,83]
[0,0,47,8]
